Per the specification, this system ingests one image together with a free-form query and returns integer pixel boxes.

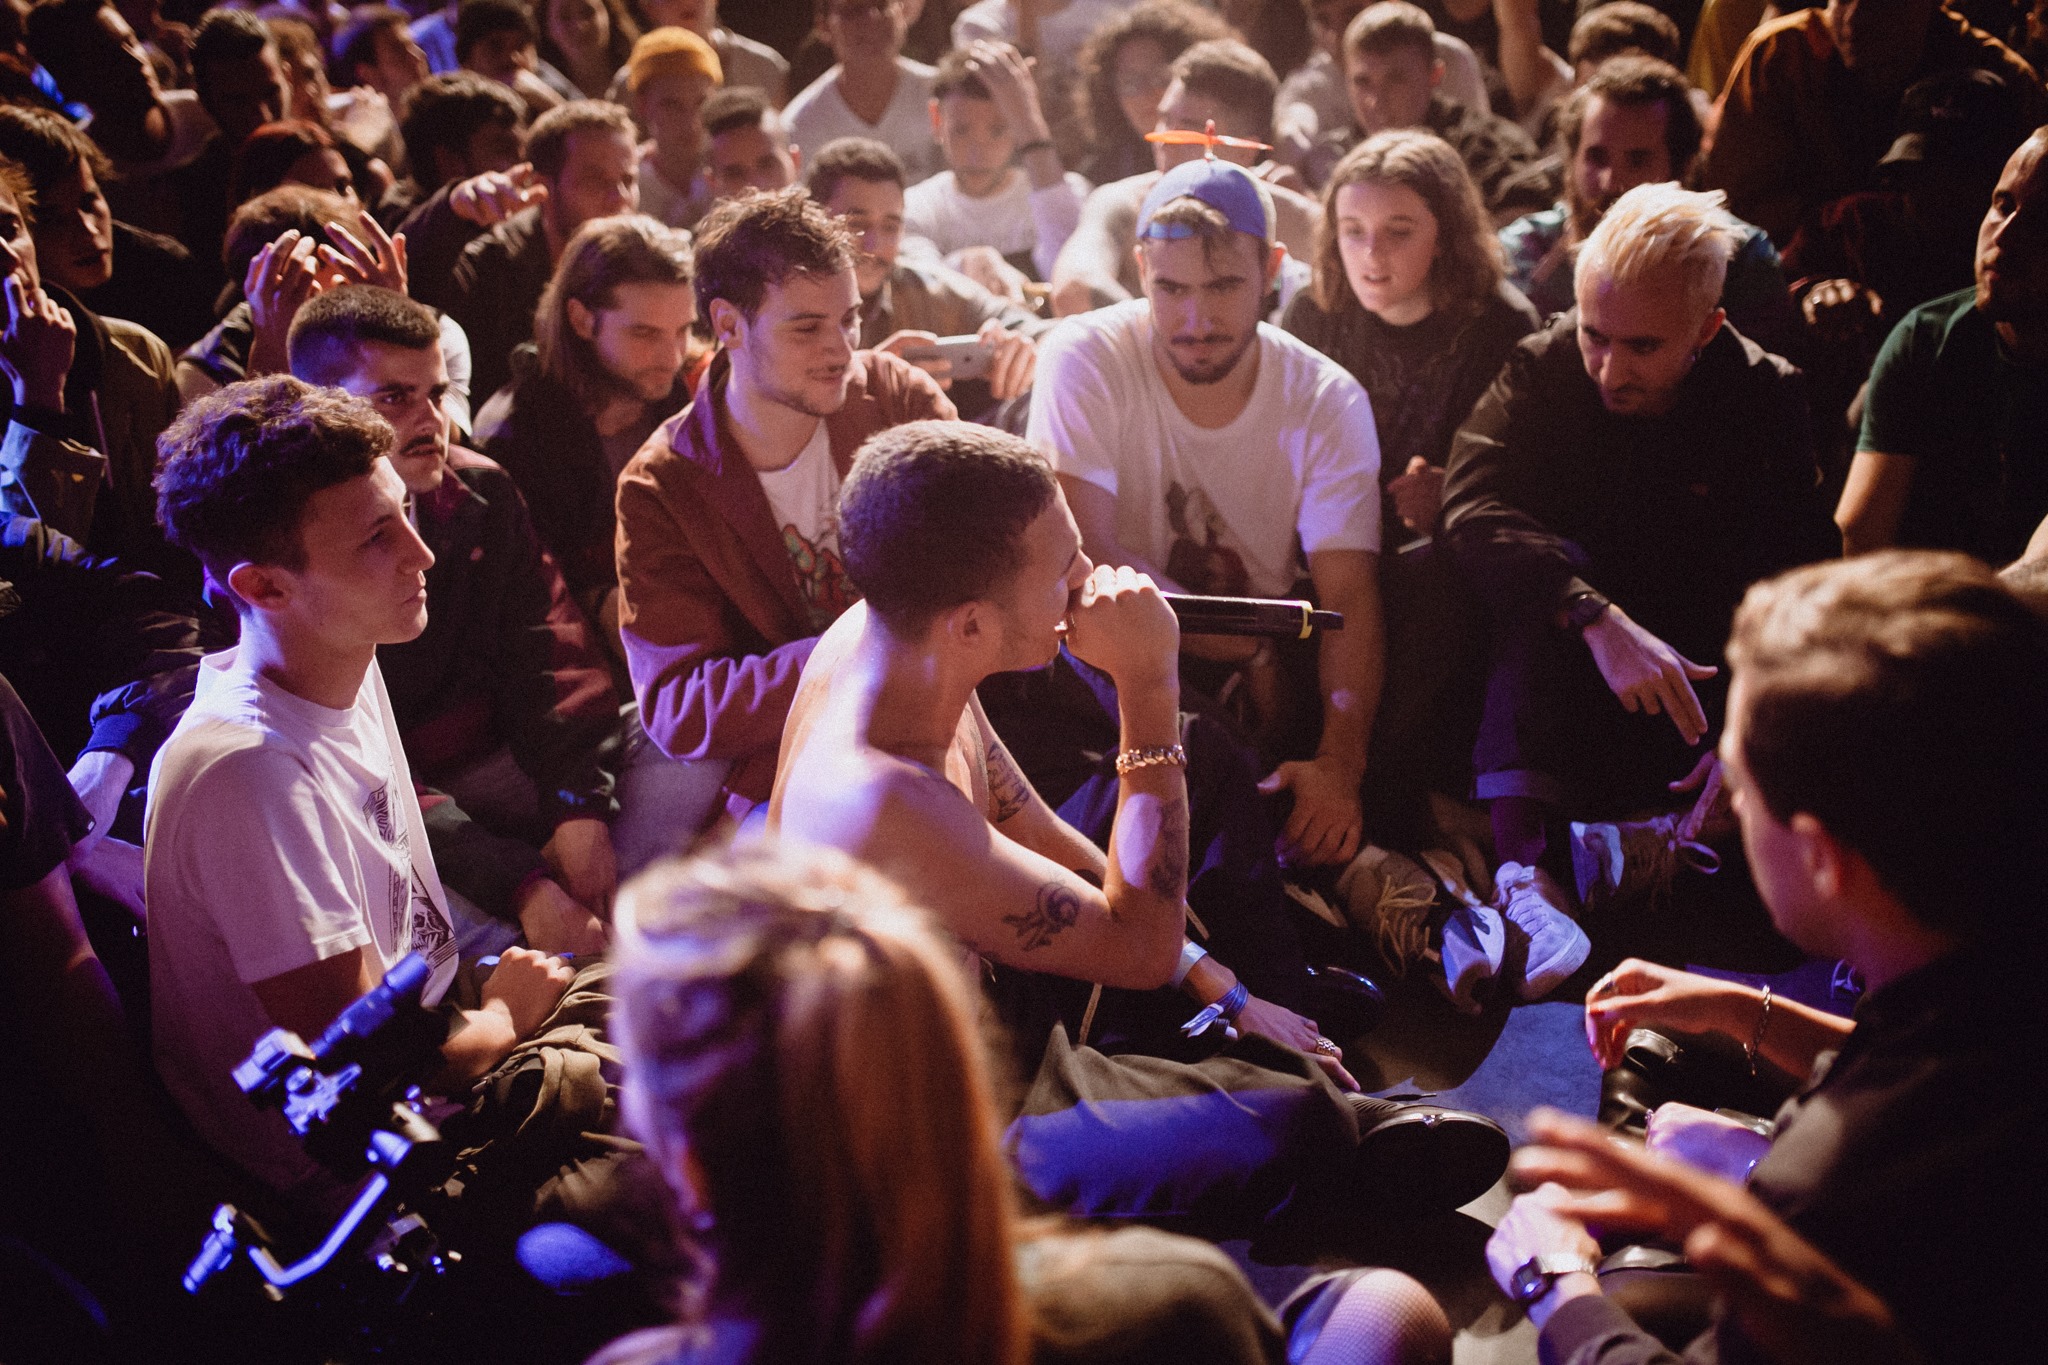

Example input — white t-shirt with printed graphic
[1027,298,1382,598]
[145,647,458,1202]
[757,421,857,631]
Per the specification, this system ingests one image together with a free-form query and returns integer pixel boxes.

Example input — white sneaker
[1416,850,1506,1014]
[1494,862,1592,1001]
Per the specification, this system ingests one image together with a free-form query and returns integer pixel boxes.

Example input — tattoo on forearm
[1146,796,1189,900]
[985,741,1030,823]
[1004,882,1081,951]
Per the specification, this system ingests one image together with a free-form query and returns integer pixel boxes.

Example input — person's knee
[1295,1268,1451,1365]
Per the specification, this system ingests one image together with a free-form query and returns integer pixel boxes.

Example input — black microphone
[1162,593,1344,639]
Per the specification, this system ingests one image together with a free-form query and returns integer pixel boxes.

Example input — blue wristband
[1181,980,1249,1037]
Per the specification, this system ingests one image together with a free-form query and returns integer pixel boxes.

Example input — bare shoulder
[779,748,990,867]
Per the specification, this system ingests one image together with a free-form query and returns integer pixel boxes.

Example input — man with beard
[1439,183,1836,991]
[1498,57,1800,357]
[1026,156,1385,874]
[613,188,952,825]
[289,285,621,957]
[475,215,697,641]
[1837,128,2048,565]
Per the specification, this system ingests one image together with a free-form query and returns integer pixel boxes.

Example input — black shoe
[1305,964,1385,1039]
[1346,1095,1509,1215]
[1598,1028,1685,1135]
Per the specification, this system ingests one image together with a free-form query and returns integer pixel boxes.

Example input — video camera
[184,952,461,1305]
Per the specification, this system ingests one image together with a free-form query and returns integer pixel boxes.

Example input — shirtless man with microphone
[767,418,1507,1227]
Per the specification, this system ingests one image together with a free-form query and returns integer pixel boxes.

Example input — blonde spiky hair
[1575,182,1739,322]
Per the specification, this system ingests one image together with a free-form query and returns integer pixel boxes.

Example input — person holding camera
[145,376,577,1212]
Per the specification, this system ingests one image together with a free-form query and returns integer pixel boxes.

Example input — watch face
[1509,1261,1549,1305]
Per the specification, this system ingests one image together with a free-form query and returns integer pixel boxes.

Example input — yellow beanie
[627,26,724,94]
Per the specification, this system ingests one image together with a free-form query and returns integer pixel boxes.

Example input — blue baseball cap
[1137,157,1276,244]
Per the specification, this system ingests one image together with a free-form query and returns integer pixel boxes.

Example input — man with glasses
[784,0,943,185]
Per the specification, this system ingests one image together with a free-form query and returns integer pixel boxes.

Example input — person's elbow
[1100,907,1183,991]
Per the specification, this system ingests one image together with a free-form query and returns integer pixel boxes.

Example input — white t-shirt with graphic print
[145,647,458,1203]
[756,421,857,631]
[1027,298,1382,599]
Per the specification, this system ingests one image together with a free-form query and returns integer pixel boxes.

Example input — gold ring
[1313,1037,1340,1055]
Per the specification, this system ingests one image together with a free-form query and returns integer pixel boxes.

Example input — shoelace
[1369,873,1438,976]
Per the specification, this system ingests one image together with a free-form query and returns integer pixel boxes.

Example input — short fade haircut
[931,47,991,103]
[1172,39,1279,146]
[805,136,906,205]
[155,375,396,585]
[223,184,355,281]
[191,7,274,86]
[1345,2,1435,65]
[400,72,524,187]
[525,99,637,183]
[535,213,694,407]
[691,186,856,321]
[702,86,780,140]
[0,103,111,202]
[1559,55,1703,184]
[287,285,442,386]
[1568,2,1680,68]
[1575,181,1736,320]
[1728,551,2048,942]
[839,421,1059,633]
[455,0,533,65]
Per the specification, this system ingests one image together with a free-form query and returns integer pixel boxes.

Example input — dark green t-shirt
[1858,287,2048,563]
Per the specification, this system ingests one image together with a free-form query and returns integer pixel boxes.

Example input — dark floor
[1216,838,1833,1362]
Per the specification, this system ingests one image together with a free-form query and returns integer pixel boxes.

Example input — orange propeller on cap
[1144,119,1274,157]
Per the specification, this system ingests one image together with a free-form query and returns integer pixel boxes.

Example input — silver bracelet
[1745,984,1773,1076]
[1171,940,1208,989]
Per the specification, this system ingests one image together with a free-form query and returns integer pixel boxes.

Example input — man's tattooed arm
[985,741,1031,824]
[1145,795,1189,901]
[1002,882,1082,950]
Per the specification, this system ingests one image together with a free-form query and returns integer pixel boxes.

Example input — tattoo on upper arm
[1148,796,1189,900]
[985,741,1031,824]
[1003,882,1081,951]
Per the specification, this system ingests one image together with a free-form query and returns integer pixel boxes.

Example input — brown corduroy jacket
[615,347,953,806]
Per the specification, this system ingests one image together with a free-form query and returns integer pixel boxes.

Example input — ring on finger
[1312,1036,1340,1056]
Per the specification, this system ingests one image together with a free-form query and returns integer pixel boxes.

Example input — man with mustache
[288,284,621,958]
[1439,183,1835,974]
[1027,156,1387,879]
[1497,56,1800,358]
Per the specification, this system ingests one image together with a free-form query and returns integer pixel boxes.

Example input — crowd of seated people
[2,1,2046,1362]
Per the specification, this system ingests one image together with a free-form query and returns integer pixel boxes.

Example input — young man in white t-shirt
[1028,156,1383,873]
[783,0,942,186]
[146,376,576,1207]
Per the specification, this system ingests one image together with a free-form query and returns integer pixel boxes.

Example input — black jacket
[446,208,554,409]
[378,448,622,916]
[473,344,691,614]
[1439,312,1836,663]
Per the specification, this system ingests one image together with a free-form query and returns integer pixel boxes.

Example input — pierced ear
[1696,306,1727,351]
[225,560,290,612]
[707,297,744,348]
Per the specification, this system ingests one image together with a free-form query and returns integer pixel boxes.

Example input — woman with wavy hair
[1072,0,1235,184]
[1285,129,1538,540]
[590,841,1454,1365]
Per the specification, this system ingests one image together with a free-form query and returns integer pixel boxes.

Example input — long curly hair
[1312,129,1503,320]
[1074,1,1235,180]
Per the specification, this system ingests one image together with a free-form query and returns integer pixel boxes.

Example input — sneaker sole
[1352,1108,1510,1215]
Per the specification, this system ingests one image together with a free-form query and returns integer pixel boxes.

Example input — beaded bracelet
[1115,743,1187,776]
